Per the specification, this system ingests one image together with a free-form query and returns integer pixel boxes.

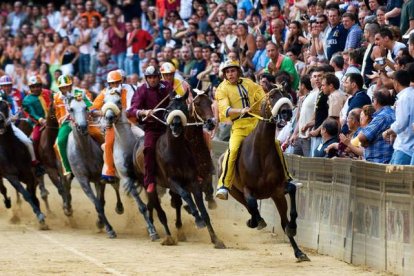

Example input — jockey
[127,66,172,193]
[22,75,52,176]
[91,70,128,183]
[160,62,192,99]
[0,75,25,116]
[215,60,265,200]
[54,75,103,176]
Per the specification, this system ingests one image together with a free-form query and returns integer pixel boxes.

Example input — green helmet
[58,75,73,88]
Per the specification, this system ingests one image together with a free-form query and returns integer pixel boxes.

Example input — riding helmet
[221,60,241,74]
[28,75,42,86]
[144,66,161,77]
[107,70,123,83]
[0,75,12,85]
[160,62,176,74]
[57,75,73,88]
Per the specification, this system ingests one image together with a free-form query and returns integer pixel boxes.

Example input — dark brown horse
[220,86,310,261]
[37,99,72,215]
[0,99,48,229]
[134,94,225,248]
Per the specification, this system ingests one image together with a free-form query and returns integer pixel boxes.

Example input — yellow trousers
[217,117,258,190]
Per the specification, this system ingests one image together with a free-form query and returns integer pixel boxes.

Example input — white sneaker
[215,187,229,200]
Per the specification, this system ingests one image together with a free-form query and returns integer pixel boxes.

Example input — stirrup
[101,175,117,183]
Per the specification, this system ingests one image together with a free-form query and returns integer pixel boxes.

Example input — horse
[66,96,123,238]
[134,94,225,248]
[219,85,310,261]
[169,89,218,238]
[37,97,72,215]
[101,90,159,241]
[0,99,48,229]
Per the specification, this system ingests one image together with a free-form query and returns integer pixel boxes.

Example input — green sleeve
[23,97,42,121]
[281,57,299,91]
[83,96,93,108]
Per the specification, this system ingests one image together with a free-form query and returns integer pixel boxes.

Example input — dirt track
[0,179,387,275]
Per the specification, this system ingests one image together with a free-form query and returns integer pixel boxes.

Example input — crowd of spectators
[0,0,413,165]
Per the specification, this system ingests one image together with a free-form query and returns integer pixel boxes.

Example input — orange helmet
[107,70,122,83]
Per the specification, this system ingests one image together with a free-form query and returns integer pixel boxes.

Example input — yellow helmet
[160,62,176,74]
[57,75,73,88]
[221,60,241,74]
[107,70,122,83]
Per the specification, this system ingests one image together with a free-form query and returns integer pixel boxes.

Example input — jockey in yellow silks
[91,70,127,183]
[215,60,266,200]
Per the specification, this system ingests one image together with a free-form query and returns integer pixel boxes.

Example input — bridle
[187,93,212,127]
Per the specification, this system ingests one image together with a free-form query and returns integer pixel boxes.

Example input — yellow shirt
[215,77,265,123]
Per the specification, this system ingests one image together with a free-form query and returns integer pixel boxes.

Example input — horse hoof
[214,239,226,249]
[161,235,177,246]
[108,230,117,239]
[37,213,45,222]
[40,189,50,199]
[115,203,124,215]
[4,197,11,209]
[246,219,258,228]
[285,226,297,238]
[177,229,187,242]
[96,220,105,229]
[257,218,267,230]
[150,232,160,241]
[195,218,206,229]
[207,199,217,210]
[39,222,49,231]
[63,207,73,217]
[296,253,311,262]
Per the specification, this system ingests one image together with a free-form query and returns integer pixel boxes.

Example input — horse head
[262,84,293,128]
[102,88,122,126]
[67,96,89,136]
[191,89,216,131]
[165,93,189,138]
[0,99,10,135]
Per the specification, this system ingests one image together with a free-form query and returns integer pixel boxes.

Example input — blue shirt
[252,49,269,72]
[362,106,395,163]
[344,24,363,50]
[326,24,348,60]
[390,87,414,156]
[342,90,371,134]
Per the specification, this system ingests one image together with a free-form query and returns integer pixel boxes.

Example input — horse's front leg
[46,167,71,216]
[0,178,11,208]
[109,180,124,215]
[36,175,50,212]
[169,179,205,229]
[192,184,225,249]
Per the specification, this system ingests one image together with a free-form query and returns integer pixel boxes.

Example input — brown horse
[0,99,48,229]
[220,86,310,261]
[134,94,225,248]
[37,99,72,215]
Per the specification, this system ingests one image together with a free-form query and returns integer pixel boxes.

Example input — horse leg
[0,178,11,208]
[63,174,73,215]
[94,182,107,230]
[78,178,116,238]
[235,187,266,230]
[170,179,205,229]
[47,168,71,216]
[203,175,217,210]
[6,176,48,229]
[110,181,124,215]
[170,191,186,242]
[36,175,50,212]
[192,186,225,249]
[122,178,159,241]
[147,192,175,245]
[271,193,310,262]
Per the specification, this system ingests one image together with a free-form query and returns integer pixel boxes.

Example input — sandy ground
[0,179,388,276]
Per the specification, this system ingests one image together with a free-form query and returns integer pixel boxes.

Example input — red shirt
[131,29,153,54]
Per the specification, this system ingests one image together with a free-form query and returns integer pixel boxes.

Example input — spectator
[385,0,403,27]
[283,20,309,53]
[382,70,414,165]
[361,23,382,87]
[343,12,363,50]
[357,89,395,163]
[74,16,92,79]
[375,27,406,64]
[96,16,111,56]
[313,117,340,158]
[59,36,79,76]
[321,73,347,119]
[81,1,102,27]
[400,0,414,36]
[96,52,118,90]
[188,46,206,89]
[330,54,345,83]
[107,14,126,70]
[326,7,348,61]
[46,2,61,32]
[376,6,388,27]
[7,2,28,36]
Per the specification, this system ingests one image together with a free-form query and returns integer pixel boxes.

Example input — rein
[187,93,209,127]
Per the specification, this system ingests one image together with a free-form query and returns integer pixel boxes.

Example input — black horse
[0,99,48,229]
[134,94,225,248]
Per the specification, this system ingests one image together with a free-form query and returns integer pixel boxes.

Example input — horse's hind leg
[170,191,186,241]
[79,178,116,238]
[110,181,124,215]
[47,168,71,216]
[193,187,225,249]
[271,193,310,262]
[7,176,47,229]
[123,178,158,241]
[0,178,11,208]
[203,175,217,210]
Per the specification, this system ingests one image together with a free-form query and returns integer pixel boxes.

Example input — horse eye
[69,108,73,112]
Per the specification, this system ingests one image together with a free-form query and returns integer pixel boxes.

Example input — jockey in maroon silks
[127,66,172,193]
